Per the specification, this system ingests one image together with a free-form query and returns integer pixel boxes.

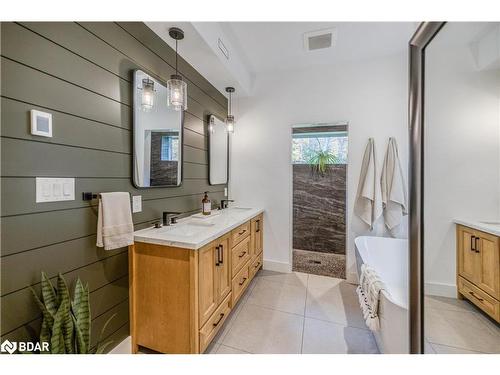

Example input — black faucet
[220,199,235,209]
[162,211,180,226]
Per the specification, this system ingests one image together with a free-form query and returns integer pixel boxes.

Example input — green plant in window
[29,272,116,354]
[307,138,339,176]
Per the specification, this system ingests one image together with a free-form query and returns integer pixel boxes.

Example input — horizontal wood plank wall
[0,22,228,352]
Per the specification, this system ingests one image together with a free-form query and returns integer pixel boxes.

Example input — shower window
[292,131,348,164]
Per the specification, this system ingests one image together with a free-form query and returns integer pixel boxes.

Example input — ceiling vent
[303,28,336,51]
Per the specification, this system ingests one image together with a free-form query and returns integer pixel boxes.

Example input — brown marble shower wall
[293,164,346,254]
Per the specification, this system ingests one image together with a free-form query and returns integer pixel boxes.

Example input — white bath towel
[354,138,382,230]
[356,264,386,331]
[96,192,134,251]
[381,137,408,231]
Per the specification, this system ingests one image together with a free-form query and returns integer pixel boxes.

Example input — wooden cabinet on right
[457,224,500,322]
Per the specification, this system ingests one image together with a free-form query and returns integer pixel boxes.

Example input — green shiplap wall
[0,22,228,351]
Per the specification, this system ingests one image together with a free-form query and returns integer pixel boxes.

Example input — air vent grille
[303,28,336,51]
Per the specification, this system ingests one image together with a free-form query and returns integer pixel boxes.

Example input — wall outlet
[36,177,74,203]
[224,187,228,197]
[132,195,142,213]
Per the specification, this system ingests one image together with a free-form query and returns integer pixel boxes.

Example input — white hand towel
[356,264,386,331]
[354,138,382,230]
[381,138,408,230]
[96,192,134,250]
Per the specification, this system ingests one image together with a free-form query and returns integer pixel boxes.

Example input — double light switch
[36,177,75,203]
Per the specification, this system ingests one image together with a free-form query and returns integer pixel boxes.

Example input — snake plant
[30,272,115,354]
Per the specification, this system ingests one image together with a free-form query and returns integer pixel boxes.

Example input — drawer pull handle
[468,291,484,302]
[238,230,246,235]
[239,277,247,286]
[239,251,247,258]
[212,313,225,327]
[254,262,260,269]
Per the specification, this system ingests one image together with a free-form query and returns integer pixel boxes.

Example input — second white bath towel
[381,137,408,230]
[96,192,134,251]
[354,138,382,230]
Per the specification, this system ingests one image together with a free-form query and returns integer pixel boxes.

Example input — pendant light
[167,27,187,111]
[140,77,155,111]
[225,87,235,133]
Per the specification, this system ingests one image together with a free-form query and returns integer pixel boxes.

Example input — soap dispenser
[202,192,211,216]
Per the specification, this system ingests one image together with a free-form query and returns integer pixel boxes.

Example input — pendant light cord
[229,91,232,115]
[175,39,178,75]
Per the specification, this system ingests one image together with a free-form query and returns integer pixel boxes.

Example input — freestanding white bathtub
[355,236,409,354]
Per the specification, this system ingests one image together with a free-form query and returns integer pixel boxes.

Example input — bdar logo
[1,340,17,354]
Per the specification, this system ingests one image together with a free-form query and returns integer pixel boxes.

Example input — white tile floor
[207,270,379,354]
[111,271,500,355]
[424,295,500,354]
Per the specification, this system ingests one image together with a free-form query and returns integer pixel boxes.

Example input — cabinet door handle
[238,251,247,258]
[256,220,260,233]
[220,244,224,264]
[254,262,260,269]
[469,291,484,302]
[470,236,476,251]
[238,229,246,235]
[239,277,247,286]
[212,313,225,327]
[475,237,480,253]
[215,245,220,266]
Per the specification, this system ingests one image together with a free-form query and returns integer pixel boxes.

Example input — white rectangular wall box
[31,110,53,137]
[36,178,75,203]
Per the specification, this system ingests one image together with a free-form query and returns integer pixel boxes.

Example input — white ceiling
[222,22,417,74]
[147,22,418,96]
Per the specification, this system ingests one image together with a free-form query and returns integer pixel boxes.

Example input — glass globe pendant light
[225,87,235,133]
[140,77,155,111]
[167,27,187,111]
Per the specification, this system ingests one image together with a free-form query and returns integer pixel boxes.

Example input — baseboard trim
[263,259,292,273]
[425,281,457,298]
[108,336,131,354]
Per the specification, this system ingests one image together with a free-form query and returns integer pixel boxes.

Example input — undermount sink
[162,222,215,237]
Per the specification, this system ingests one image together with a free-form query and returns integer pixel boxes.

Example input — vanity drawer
[232,264,250,307]
[459,276,500,322]
[200,293,232,353]
[231,221,250,247]
[249,251,263,280]
[231,236,251,277]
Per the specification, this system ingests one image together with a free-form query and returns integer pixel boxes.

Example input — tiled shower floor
[292,249,346,279]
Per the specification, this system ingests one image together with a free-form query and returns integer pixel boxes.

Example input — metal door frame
[408,22,446,354]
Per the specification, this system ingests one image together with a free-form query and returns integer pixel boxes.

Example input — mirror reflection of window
[160,135,179,161]
[133,70,183,187]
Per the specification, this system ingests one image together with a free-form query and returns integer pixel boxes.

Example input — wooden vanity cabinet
[129,213,264,354]
[198,233,231,327]
[250,214,263,259]
[457,224,500,322]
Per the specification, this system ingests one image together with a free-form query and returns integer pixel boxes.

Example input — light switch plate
[36,178,75,203]
[132,195,142,213]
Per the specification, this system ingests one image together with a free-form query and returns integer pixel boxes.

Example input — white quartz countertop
[453,218,500,237]
[134,207,264,249]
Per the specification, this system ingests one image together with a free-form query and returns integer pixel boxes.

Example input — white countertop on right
[453,218,500,237]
